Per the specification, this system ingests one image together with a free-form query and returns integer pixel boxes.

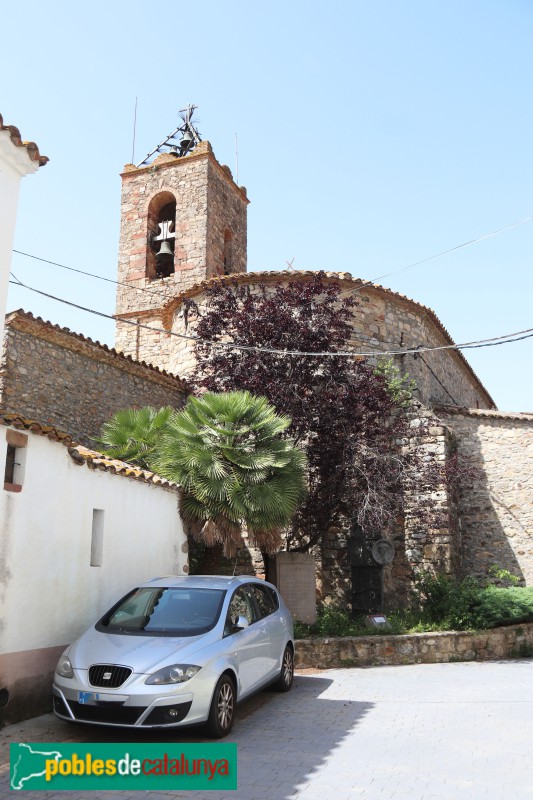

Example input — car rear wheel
[206,675,235,738]
[274,645,294,692]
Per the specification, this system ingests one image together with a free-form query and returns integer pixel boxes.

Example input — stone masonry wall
[439,408,533,585]
[320,401,459,612]
[206,158,247,278]
[1,312,188,446]
[295,622,533,668]
[402,402,460,577]
[116,312,175,373]
[347,286,492,409]
[165,275,493,410]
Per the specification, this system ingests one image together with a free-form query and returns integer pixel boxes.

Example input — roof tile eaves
[68,445,179,490]
[435,405,533,422]
[436,405,533,422]
[0,412,73,444]
[0,113,49,167]
[0,411,179,489]
[161,270,457,336]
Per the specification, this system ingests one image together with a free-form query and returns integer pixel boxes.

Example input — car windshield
[97,587,226,637]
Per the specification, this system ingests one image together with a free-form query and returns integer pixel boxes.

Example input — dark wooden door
[351,565,383,614]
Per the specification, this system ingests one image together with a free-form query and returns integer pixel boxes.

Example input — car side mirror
[233,615,249,631]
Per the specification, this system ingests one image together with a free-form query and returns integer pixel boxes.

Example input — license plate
[78,691,100,705]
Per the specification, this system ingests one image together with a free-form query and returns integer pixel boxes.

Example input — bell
[156,240,174,261]
[180,129,193,153]
[155,240,174,277]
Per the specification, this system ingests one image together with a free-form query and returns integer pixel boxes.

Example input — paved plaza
[1,660,532,799]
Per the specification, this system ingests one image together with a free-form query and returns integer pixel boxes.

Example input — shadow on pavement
[1,672,373,799]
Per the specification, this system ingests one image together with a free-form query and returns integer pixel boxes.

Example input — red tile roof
[68,444,179,488]
[0,412,179,489]
[437,406,533,422]
[0,113,48,167]
[0,412,72,443]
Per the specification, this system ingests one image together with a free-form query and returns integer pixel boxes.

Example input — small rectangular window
[4,445,16,484]
[91,509,105,567]
[4,432,27,493]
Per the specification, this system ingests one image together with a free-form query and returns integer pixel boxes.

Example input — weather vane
[136,104,202,167]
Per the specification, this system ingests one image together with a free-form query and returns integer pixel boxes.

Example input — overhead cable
[9,274,533,359]
[11,211,533,307]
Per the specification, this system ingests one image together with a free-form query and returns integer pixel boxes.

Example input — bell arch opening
[147,191,176,279]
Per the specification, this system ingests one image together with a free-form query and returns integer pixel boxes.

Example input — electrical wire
[9,274,533,359]
[13,216,533,405]
[416,351,461,406]
[11,211,533,309]
[11,250,172,301]
[348,214,533,293]
[5,260,441,354]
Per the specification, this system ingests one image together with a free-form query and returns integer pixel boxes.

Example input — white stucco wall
[0,130,40,348]
[0,428,186,657]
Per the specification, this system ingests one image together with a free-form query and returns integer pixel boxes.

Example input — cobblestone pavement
[1,660,532,799]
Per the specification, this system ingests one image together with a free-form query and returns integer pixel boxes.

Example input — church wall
[206,159,247,277]
[320,402,459,612]
[343,287,492,408]
[1,313,188,447]
[165,277,493,410]
[439,408,533,585]
[115,312,175,372]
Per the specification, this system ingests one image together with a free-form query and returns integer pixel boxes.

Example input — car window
[251,584,278,618]
[112,588,156,621]
[97,587,226,637]
[224,586,257,636]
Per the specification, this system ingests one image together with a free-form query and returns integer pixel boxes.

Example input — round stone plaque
[372,539,395,565]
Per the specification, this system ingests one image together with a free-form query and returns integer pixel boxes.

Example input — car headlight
[56,654,74,679]
[145,664,201,685]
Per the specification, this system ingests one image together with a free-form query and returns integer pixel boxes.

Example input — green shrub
[295,605,418,638]
[293,579,533,639]
[413,571,533,631]
[295,605,362,638]
[488,565,521,587]
[413,572,457,622]
[473,586,533,629]
[313,605,357,636]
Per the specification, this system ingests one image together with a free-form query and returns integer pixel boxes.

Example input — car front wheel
[274,644,294,692]
[206,675,235,738]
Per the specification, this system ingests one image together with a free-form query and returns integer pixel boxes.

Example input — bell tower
[114,106,249,366]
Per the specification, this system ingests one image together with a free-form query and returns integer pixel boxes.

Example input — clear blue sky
[3,0,532,411]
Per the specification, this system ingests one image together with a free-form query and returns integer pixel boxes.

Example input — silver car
[53,575,294,737]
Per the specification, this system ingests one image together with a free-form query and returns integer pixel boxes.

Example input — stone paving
[1,660,532,799]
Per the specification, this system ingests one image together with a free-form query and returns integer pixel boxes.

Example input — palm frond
[100,392,308,556]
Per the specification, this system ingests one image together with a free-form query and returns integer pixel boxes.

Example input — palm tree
[95,406,173,470]
[152,391,307,556]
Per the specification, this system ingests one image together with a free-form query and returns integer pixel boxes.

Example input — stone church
[2,118,532,613]
[110,123,532,610]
